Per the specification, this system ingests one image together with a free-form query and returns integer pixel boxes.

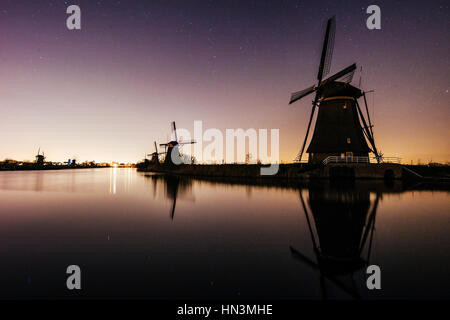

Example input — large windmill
[147,141,164,165]
[159,122,196,165]
[289,16,380,163]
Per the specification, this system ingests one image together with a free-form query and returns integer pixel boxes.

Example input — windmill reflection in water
[145,174,193,220]
[290,184,380,299]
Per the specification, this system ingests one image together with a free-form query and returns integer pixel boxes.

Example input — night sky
[0,0,448,163]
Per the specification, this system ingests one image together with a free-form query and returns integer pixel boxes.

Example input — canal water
[0,168,448,299]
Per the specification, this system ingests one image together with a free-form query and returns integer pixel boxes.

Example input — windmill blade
[299,190,319,249]
[295,96,318,161]
[358,66,363,88]
[170,184,178,220]
[290,246,361,299]
[159,143,169,147]
[365,193,380,263]
[154,141,158,153]
[355,100,378,157]
[320,63,356,86]
[359,193,379,255]
[289,85,316,105]
[289,246,320,270]
[362,92,375,140]
[289,246,361,299]
[317,16,336,82]
[178,140,196,145]
[172,121,178,142]
[170,196,177,220]
[335,68,356,84]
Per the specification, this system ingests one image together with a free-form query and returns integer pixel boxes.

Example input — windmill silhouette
[147,141,164,165]
[159,121,196,165]
[289,16,380,163]
[35,148,45,166]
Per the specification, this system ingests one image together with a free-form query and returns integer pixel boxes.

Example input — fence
[323,156,401,165]
[323,156,369,165]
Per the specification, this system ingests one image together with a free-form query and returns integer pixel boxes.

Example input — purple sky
[0,0,448,163]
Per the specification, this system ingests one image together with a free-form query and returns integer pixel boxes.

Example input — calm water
[0,168,448,299]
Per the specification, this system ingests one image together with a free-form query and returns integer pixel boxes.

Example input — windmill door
[346,152,353,162]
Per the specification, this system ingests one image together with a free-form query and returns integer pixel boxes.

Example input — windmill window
[347,138,351,144]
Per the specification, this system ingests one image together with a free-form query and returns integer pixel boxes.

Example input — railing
[323,156,402,165]
[323,156,369,165]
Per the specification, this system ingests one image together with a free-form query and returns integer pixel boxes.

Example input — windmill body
[289,16,379,163]
[162,140,180,165]
[306,82,371,163]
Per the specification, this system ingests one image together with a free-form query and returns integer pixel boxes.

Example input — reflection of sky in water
[0,168,448,299]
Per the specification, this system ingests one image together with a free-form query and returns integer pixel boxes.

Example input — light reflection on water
[0,168,448,299]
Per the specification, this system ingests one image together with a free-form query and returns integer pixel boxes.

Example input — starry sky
[0,0,448,163]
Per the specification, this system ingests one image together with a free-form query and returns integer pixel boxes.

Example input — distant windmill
[159,122,196,165]
[35,147,45,166]
[289,16,380,163]
[147,141,164,164]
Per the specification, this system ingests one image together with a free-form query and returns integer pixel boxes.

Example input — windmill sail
[317,16,336,81]
[172,121,177,142]
[293,16,336,162]
[289,85,316,105]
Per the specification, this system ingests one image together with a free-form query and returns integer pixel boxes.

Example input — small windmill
[289,16,380,163]
[159,121,196,165]
[147,141,164,164]
[35,148,45,166]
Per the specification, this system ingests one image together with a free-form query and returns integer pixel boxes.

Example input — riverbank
[0,163,110,171]
[137,162,450,184]
[138,163,316,179]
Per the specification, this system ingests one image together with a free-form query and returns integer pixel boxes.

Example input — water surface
[0,168,448,299]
